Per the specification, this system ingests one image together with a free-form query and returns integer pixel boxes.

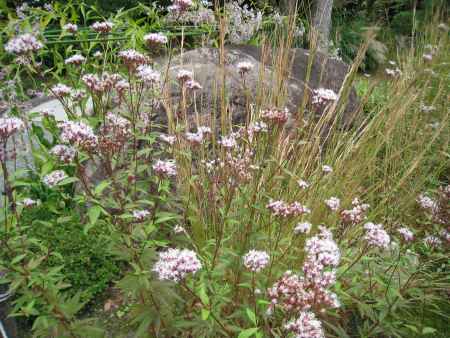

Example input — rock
[154,45,359,128]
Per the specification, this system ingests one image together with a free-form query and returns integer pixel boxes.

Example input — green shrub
[21,205,120,303]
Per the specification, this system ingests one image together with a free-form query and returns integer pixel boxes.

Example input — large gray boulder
[154,45,359,128]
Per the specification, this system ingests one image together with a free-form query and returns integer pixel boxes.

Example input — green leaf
[237,328,258,338]
[94,180,111,195]
[88,205,102,225]
[245,308,257,325]
[198,282,210,306]
[201,308,210,321]
[422,327,437,335]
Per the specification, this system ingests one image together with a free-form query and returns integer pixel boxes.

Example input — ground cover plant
[0,1,449,337]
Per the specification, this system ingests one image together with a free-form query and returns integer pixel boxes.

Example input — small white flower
[322,165,333,174]
[297,179,310,189]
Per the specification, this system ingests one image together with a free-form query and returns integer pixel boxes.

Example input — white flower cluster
[417,194,438,213]
[322,165,333,174]
[225,1,262,44]
[243,250,270,272]
[63,23,78,33]
[82,73,123,94]
[284,311,325,338]
[91,21,113,34]
[152,248,201,282]
[153,159,177,177]
[340,198,370,225]
[312,88,338,105]
[65,54,85,66]
[364,222,391,249]
[43,170,68,188]
[260,107,289,125]
[185,126,211,145]
[159,134,176,145]
[324,197,340,212]
[50,145,76,163]
[118,49,148,69]
[297,179,310,190]
[424,235,442,247]
[137,67,161,85]
[21,198,37,207]
[0,117,24,141]
[176,69,193,83]
[294,222,312,235]
[133,210,150,221]
[51,84,72,98]
[220,134,238,149]
[267,199,311,218]
[397,227,414,242]
[144,33,168,46]
[168,0,194,15]
[5,34,43,54]
[236,61,254,74]
[304,226,341,268]
[59,120,98,151]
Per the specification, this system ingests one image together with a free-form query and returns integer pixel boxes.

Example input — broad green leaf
[237,328,258,338]
[245,308,257,325]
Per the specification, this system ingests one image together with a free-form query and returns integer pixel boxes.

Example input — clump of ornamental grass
[0,4,448,338]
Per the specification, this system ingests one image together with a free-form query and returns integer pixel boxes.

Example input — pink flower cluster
[284,311,325,338]
[364,222,391,249]
[42,170,68,188]
[243,250,270,272]
[311,88,338,105]
[5,34,43,54]
[260,107,289,125]
[268,226,340,315]
[59,121,98,151]
[340,198,370,225]
[152,248,201,282]
[144,33,168,46]
[0,117,24,141]
[267,199,311,218]
[91,21,113,34]
[50,145,76,163]
[153,159,177,177]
